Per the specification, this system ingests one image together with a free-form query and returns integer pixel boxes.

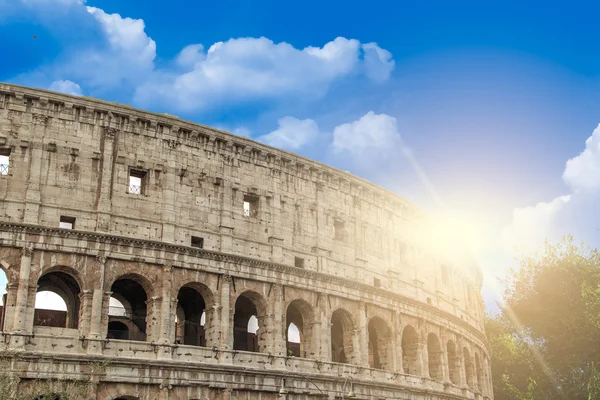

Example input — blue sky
[1,0,600,310]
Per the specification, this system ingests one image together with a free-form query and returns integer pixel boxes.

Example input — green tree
[488,236,600,399]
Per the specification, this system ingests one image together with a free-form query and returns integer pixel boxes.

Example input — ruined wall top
[0,82,485,330]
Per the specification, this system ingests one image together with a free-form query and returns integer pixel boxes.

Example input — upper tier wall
[0,82,485,330]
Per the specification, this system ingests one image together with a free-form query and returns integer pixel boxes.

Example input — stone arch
[475,351,483,392]
[113,397,140,400]
[175,282,213,346]
[34,270,81,329]
[368,316,393,370]
[427,332,443,380]
[233,290,267,352]
[285,298,315,358]
[447,340,460,384]
[107,321,129,340]
[401,325,420,375]
[330,308,355,364]
[463,347,475,389]
[34,394,61,400]
[108,274,152,342]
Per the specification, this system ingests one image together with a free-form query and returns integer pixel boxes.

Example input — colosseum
[0,82,492,400]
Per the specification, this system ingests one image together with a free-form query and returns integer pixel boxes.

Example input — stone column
[219,274,231,350]
[442,338,451,384]
[394,314,403,373]
[12,247,33,333]
[2,282,18,332]
[78,290,93,338]
[319,293,331,362]
[271,284,286,365]
[219,183,235,254]
[358,302,369,366]
[23,121,46,224]
[146,296,161,342]
[88,256,107,340]
[158,265,173,344]
[472,353,479,392]
[205,302,220,348]
[420,343,429,378]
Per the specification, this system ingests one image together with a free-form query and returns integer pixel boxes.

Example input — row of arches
[0,267,488,392]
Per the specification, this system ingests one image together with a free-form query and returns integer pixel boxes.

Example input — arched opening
[114,397,140,400]
[427,333,443,380]
[175,285,207,346]
[401,325,420,375]
[331,309,354,364]
[447,340,460,384]
[233,293,261,352]
[35,271,80,329]
[0,267,8,331]
[108,276,149,341]
[368,316,393,370]
[475,353,483,392]
[107,321,129,340]
[286,299,315,358]
[463,347,474,389]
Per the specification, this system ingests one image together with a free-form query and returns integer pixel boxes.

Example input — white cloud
[502,195,571,254]
[233,127,251,137]
[563,124,600,192]
[48,7,156,89]
[134,37,394,112]
[48,79,82,96]
[332,111,402,155]
[257,117,319,150]
[362,42,395,82]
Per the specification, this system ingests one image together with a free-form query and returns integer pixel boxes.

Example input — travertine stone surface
[0,82,493,400]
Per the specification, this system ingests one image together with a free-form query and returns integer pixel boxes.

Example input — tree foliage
[488,236,600,400]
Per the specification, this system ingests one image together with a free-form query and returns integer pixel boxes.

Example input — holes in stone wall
[243,195,258,218]
[294,257,304,268]
[191,236,204,249]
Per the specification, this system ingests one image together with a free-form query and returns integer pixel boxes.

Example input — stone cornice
[0,222,490,351]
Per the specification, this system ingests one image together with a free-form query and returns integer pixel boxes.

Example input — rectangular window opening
[294,257,305,268]
[191,236,204,249]
[441,265,448,285]
[128,169,146,195]
[373,277,381,288]
[333,219,345,241]
[0,148,10,176]
[59,216,76,230]
[243,195,258,218]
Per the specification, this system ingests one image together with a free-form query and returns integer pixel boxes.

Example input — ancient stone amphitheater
[0,83,492,400]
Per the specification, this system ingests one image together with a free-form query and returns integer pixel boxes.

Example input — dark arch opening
[368,316,393,370]
[286,299,315,358]
[176,286,207,346]
[402,325,420,375]
[107,321,129,340]
[427,333,443,380]
[233,294,260,352]
[35,271,80,329]
[464,347,474,389]
[109,277,148,341]
[331,309,354,364]
[34,394,61,400]
[447,340,460,384]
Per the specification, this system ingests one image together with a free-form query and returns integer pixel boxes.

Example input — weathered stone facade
[0,82,493,399]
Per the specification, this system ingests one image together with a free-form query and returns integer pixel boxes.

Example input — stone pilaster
[270,284,286,363]
[78,289,93,338]
[146,296,161,342]
[158,265,173,344]
[94,126,118,232]
[12,246,33,333]
[2,282,18,332]
[161,165,177,243]
[420,343,429,378]
[88,256,107,340]
[219,274,231,350]
[219,183,234,253]
[358,302,369,366]
[319,293,331,362]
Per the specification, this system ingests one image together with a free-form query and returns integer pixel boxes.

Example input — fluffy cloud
[7,1,394,112]
[502,195,571,253]
[504,124,600,254]
[563,124,600,192]
[257,117,319,151]
[332,111,402,155]
[48,80,82,96]
[134,37,393,111]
